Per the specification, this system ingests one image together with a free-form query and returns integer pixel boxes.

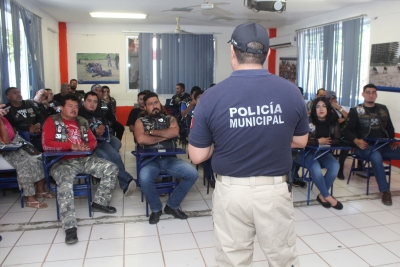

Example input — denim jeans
[95,138,133,190]
[354,145,400,192]
[295,151,339,198]
[139,156,198,212]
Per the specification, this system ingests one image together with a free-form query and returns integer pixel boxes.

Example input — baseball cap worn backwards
[228,22,269,54]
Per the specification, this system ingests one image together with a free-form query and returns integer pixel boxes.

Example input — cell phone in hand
[2,106,10,111]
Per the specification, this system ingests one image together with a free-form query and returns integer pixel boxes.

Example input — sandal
[26,201,48,209]
[36,192,55,199]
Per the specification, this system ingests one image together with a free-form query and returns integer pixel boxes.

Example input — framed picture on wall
[76,53,120,84]
[369,42,400,89]
[279,57,297,84]
[127,36,140,91]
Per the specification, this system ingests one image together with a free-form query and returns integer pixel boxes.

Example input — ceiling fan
[168,17,197,35]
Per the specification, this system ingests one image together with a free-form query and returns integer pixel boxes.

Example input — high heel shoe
[317,195,331,208]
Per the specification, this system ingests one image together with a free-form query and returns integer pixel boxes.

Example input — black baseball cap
[228,22,269,54]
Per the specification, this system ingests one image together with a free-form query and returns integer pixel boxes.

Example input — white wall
[274,1,400,131]
[66,23,234,106]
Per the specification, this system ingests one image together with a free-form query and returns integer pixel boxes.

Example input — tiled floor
[1,128,400,266]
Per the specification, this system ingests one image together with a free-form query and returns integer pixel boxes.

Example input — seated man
[5,87,43,151]
[79,92,137,196]
[42,94,118,244]
[29,89,56,122]
[344,83,400,205]
[134,92,198,224]
[53,83,72,104]
[126,91,147,142]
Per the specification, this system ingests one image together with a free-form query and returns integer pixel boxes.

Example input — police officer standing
[189,23,309,267]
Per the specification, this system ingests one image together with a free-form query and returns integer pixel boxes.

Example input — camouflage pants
[1,150,45,196]
[50,155,118,230]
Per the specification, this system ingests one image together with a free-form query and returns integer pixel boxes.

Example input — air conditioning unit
[247,0,286,12]
[269,34,297,49]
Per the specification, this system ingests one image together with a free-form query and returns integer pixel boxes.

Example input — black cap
[228,22,269,54]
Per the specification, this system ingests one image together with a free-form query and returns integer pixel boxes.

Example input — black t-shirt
[78,107,107,135]
[189,69,309,177]
[5,100,42,131]
[126,108,143,126]
[364,106,386,138]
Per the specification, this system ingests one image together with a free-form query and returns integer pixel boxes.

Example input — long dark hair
[310,97,338,125]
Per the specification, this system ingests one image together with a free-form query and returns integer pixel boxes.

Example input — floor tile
[205,199,213,209]
[125,252,164,267]
[2,244,50,265]
[86,238,124,258]
[351,244,400,266]
[382,240,400,258]
[359,225,400,243]
[331,187,354,197]
[180,200,209,211]
[369,198,400,210]
[160,232,198,251]
[301,233,345,252]
[90,224,124,240]
[16,229,58,246]
[157,219,191,235]
[84,255,124,267]
[43,259,83,267]
[328,204,362,216]
[188,216,214,232]
[298,254,330,267]
[296,237,313,255]
[123,204,146,216]
[341,213,381,228]
[194,231,214,248]
[29,208,58,223]
[330,229,376,248]
[294,208,310,221]
[252,261,269,267]
[386,223,400,235]
[200,247,217,267]
[318,248,370,267]
[125,221,158,238]
[0,231,23,248]
[298,205,337,219]
[0,211,35,224]
[46,241,88,261]
[182,191,205,202]
[347,200,384,213]
[0,247,12,265]
[365,210,400,225]
[125,236,161,255]
[314,216,354,232]
[294,220,326,237]
[164,249,206,267]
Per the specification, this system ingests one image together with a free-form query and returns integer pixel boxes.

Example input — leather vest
[353,103,389,138]
[139,114,176,149]
[50,113,90,143]
[308,116,335,139]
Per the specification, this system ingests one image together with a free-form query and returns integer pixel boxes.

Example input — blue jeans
[354,145,400,192]
[295,151,339,198]
[139,156,198,212]
[95,137,133,190]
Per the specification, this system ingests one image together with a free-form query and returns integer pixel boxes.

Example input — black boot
[65,227,78,244]
[337,168,345,180]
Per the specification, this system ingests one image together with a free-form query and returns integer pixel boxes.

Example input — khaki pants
[213,176,299,267]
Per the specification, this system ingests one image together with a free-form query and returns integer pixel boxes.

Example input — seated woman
[294,97,343,210]
[0,115,53,208]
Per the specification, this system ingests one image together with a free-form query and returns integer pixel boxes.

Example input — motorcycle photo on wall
[77,53,120,84]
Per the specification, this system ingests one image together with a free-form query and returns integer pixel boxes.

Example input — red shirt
[42,116,97,160]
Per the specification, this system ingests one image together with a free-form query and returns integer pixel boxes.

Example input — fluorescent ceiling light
[90,12,147,19]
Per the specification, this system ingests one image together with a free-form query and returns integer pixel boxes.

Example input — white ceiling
[32,0,383,29]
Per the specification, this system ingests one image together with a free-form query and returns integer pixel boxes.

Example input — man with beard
[5,87,44,151]
[79,92,137,196]
[53,83,72,103]
[345,83,400,205]
[169,83,190,109]
[134,92,198,224]
[70,79,85,102]
[42,94,118,244]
